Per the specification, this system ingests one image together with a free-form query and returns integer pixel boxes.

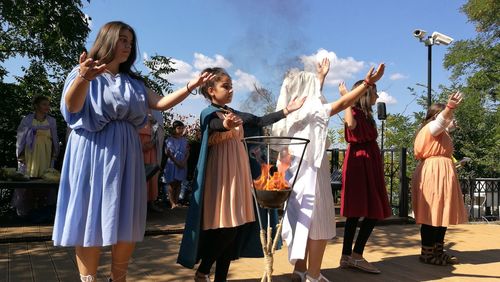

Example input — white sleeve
[428,112,450,136]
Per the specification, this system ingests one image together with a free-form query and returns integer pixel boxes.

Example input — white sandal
[291,270,306,282]
[305,273,331,282]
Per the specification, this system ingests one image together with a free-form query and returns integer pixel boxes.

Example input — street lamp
[413,29,454,108]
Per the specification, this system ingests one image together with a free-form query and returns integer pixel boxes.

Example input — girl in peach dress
[412,92,468,266]
[178,67,305,282]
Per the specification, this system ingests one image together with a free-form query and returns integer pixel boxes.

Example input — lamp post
[413,29,454,108]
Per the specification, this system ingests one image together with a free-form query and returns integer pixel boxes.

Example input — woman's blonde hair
[88,21,140,79]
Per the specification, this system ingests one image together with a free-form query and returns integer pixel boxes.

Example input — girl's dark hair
[32,95,49,108]
[88,21,141,80]
[352,80,376,126]
[172,120,185,128]
[418,103,445,131]
[198,67,231,101]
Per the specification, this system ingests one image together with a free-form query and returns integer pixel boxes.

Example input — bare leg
[110,242,136,282]
[167,183,176,208]
[75,246,101,280]
[306,238,328,279]
[172,181,181,206]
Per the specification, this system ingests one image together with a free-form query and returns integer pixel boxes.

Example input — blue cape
[177,105,280,269]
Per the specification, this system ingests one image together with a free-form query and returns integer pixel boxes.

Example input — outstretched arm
[339,82,357,130]
[328,63,385,116]
[147,72,215,111]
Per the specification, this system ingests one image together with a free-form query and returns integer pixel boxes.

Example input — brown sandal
[348,257,381,274]
[435,243,459,264]
[194,271,211,282]
[419,245,447,266]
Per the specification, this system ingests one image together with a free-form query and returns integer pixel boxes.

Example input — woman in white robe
[272,59,385,282]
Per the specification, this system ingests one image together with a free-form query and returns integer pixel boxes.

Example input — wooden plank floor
[1,223,499,281]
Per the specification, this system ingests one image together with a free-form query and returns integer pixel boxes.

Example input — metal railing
[460,178,500,222]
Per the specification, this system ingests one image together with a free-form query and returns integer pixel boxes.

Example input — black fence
[460,178,500,222]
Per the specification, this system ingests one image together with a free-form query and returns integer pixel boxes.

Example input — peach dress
[202,112,255,230]
[411,124,468,226]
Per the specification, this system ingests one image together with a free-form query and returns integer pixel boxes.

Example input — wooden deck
[1,207,499,281]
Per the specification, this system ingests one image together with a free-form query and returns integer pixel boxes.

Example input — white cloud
[300,48,365,86]
[161,58,196,85]
[193,53,232,70]
[389,73,408,80]
[233,69,260,93]
[376,91,397,104]
[143,52,149,61]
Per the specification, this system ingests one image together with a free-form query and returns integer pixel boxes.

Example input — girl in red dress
[339,80,391,274]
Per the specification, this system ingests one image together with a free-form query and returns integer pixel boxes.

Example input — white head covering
[272,70,330,168]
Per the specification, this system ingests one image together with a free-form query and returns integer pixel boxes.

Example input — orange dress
[411,124,468,226]
[139,120,158,202]
[202,112,255,230]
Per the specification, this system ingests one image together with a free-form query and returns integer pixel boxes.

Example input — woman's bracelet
[186,82,194,95]
[78,71,91,82]
[446,104,456,110]
[284,107,289,115]
[363,79,375,87]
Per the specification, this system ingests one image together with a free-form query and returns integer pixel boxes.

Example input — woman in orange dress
[412,91,468,265]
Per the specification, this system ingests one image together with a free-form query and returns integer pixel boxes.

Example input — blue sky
[9,0,478,128]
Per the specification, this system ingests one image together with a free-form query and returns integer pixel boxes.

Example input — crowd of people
[13,21,468,282]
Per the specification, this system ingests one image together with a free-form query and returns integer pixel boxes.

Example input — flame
[253,164,290,191]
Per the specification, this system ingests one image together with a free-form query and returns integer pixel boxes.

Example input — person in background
[163,120,189,209]
[412,92,468,266]
[14,95,60,219]
[139,110,164,212]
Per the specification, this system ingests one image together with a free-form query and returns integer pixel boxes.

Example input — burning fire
[253,164,290,191]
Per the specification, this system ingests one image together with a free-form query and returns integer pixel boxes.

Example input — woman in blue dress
[52,21,214,282]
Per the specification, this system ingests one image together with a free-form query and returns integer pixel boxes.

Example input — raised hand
[187,72,217,91]
[338,81,348,96]
[78,51,107,81]
[222,112,243,130]
[447,91,463,109]
[285,96,307,113]
[317,58,330,79]
[364,63,385,85]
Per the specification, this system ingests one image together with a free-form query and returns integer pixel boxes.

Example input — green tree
[0,0,91,168]
[443,0,500,177]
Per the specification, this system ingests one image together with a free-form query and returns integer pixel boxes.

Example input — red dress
[341,107,391,219]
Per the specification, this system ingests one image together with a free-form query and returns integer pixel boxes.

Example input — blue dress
[52,67,148,247]
[163,136,188,183]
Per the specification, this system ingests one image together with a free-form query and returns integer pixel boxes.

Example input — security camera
[431,31,453,45]
[413,29,427,40]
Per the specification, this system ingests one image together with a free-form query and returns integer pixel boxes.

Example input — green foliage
[0,0,90,169]
[442,0,500,177]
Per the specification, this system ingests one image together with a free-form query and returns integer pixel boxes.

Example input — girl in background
[139,110,164,212]
[412,92,467,265]
[163,120,189,209]
[14,95,60,218]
